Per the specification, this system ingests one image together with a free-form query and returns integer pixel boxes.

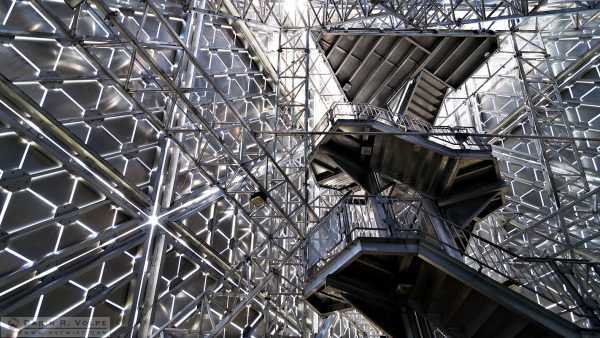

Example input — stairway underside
[319,33,498,124]
[304,238,585,338]
[310,120,505,226]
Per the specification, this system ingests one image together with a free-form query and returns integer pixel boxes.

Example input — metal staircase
[303,197,600,338]
[309,104,505,228]
[305,104,600,337]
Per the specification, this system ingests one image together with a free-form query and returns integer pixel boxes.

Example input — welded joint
[86,284,108,303]
[122,142,140,160]
[169,276,184,291]
[0,169,31,192]
[54,203,80,225]
[103,10,120,26]
[84,109,104,127]
[38,70,64,90]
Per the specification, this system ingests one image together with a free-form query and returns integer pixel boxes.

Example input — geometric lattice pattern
[1,0,600,337]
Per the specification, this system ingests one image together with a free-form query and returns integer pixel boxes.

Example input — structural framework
[0,0,599,337]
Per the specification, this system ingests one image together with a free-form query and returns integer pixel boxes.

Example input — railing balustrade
[312,103,490,151]
[305,195,600,327]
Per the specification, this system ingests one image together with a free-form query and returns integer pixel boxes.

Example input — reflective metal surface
[0,0,599,337]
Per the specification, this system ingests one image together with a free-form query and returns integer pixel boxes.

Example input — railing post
[368,196,391,238]
[421,199,463,261]
[341,203,352,245]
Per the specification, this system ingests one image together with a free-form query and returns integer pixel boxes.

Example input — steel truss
[206,0,600,30]
[0,0,326,336]
[0,0,600,337]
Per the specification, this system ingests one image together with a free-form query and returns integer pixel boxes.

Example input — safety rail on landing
[305,195,600,329]
[312,103,491,151]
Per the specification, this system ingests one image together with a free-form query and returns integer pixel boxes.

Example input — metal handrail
[305,195,600,328]
[312,103,490,150]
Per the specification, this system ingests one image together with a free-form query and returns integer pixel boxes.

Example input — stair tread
[442,283,473,327]
[408,262,442,305]
[424,276,469,321]
[444,290,493,331]
[465,299,499,336]
[472,306,522,338]
[491,315,530,338]
[421,268,450,312]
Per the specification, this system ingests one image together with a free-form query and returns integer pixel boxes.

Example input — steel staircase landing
[305,238,591,338]
[310,118,505,227]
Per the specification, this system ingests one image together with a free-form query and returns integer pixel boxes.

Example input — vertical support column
[269,30,284,338]
[137,231,166,338]
[510,23,590,258]
[303,21,311,236]
[274,6,317,337]
[301,17,312,338]
[315,315,333,338]
[273,27,283,180]
[136,2,206,336]
[368,196,397,238]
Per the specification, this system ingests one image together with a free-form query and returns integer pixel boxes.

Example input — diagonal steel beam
[499,186,600,247]
[204,192,351,337]
[142,0,318,221]
[0,230,147,315]
[0,80,146,214]
[92,0,313,238]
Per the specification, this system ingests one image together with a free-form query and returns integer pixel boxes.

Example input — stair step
[426,154,448,194]
[414,148,435,191]
[421,269,449,312]
[305,240,584,338]
[464,297,499,336]
[472,307,520,338]
[424,275,467,320]
[444,290,491,334]
[408,263,441,309]
[355,256,392,274]
[442,286,472,328]
[402,144,423,185]
[439,158,461,197]
[395,255,419,296]
[454,160,495,181]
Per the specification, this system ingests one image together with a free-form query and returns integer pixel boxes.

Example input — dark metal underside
[319,33,498,123]
[304,238,584,338]
[310,119,505,226]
